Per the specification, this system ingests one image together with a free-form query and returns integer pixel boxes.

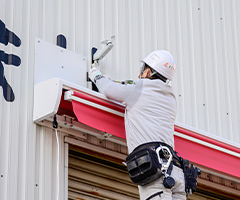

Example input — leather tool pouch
[126,147,162,186]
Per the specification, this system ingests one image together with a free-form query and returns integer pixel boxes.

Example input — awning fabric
[71,91,126,139]
[60,90,240,179]
[174,127,240,178]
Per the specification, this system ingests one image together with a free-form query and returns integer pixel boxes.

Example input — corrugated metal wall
[35,126,66,200]
[0,0,240,199]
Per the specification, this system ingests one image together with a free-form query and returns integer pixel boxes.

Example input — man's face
[138,65,151,79]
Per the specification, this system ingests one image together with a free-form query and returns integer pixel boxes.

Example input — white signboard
[35,38,87,87]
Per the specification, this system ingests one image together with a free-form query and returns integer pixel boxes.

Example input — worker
[89,50,186,200]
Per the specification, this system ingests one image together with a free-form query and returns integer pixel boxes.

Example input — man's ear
[147,68,152,77]
[141,68,152,78]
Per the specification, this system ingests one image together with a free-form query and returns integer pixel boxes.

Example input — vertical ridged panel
[35,126,65,200]
[0,0,240,199]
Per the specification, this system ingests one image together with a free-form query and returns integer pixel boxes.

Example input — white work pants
[138,166,186,200]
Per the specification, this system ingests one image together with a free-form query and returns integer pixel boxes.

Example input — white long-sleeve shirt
[96,77,177,153]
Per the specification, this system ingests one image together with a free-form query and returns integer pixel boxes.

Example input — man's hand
[89,65,103,84]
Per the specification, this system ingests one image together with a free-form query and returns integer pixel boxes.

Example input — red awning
[71,91,125,139]
[174,126,240,178]
[60,89,240,179]
[62,90,126,139]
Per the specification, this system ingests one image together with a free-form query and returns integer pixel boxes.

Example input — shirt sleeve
[95,77,135,105]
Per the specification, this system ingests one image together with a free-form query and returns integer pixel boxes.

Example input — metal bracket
[97,132,112,140]
[57,114,74,129]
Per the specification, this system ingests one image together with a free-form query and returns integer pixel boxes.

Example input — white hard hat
[141,50,176,81]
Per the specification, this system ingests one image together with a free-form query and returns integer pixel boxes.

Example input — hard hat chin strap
[148,71,157,78]
[149,68,168,83]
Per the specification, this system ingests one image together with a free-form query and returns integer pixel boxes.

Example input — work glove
[183,160,201,197]
[89,63,103,84]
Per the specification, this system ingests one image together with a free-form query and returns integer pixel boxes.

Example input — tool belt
[130,142,183,168]
[126,142,182,186]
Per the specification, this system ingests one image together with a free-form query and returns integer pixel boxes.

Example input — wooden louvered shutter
[68,147,139,200]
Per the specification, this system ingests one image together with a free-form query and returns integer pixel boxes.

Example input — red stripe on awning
[71,91,126,139]
[174,134,240,178]
[175,126,240,154]
[73,91,125,113]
